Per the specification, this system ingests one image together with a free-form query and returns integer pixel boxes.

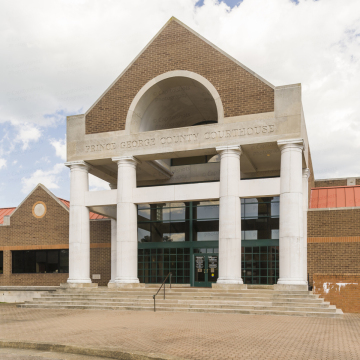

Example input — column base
[212,283,247,290]
[61,283,98,289]
[274,284,308,291]
[216,277,244,285]
[108,282,145,289]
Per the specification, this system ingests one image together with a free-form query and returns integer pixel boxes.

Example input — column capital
[216,145,242,155]
[64,160,92,171]
[109,183,117,190]
[277,138,304,151]
[302,168,311,179]
[112,156,141,166]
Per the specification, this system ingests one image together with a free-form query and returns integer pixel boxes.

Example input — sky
[0,0,359,207]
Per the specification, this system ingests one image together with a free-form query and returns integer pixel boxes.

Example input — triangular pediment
[86,17,274,134]
[7,184,69,222]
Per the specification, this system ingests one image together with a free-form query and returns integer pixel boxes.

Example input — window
[241,197,279,240]
[138,201,219,243]
[12,250,69,274]
[138,248,191,284]
[0,251,3,274]
[138,203,190,243]
[242,246,279,285]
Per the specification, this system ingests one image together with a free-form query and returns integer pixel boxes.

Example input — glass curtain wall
[137,197,279,285]
[241,197,280,285]
[138,201,219,284]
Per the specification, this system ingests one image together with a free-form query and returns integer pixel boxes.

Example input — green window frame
[241,197,280,285]
[137,197,280,285]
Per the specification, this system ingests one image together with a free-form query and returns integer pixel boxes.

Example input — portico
[65,18,312,290]
[65,131,309,290]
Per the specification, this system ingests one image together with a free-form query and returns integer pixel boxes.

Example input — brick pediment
[86,18,274,134]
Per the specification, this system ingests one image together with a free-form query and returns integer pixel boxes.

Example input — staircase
[17,286,343,318]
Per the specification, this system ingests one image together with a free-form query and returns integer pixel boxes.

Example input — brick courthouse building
[0,18,359,312]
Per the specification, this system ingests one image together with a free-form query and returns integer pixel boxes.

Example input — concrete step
[17,303,343,318]
[55,288,313,295]
[24,300,337,313]
[18,287,341,318]
[43,290,318,298]
[32,296,328,307]
[38,294,322,303]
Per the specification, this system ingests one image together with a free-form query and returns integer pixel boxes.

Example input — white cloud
[0,0,359,179]
[14,123,42,150]
[21,163,65,193]
[50,137,66,160]
[0,159,6,170]
[35,156,51,164]
[89,174,110,191]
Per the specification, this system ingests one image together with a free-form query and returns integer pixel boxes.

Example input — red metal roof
[310,185,360,209]
[58,198,108,220]
[0,199,107,224]
[0,208,16,224]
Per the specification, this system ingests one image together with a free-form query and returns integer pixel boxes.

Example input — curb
[0,340,185,360]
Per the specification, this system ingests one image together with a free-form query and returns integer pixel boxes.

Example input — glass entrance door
[194,254,218,287]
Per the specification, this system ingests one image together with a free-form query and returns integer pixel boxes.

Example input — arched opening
[128,73,222,133]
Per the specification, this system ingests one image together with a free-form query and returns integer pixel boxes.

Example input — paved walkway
[0,304,359,359]
[0,347,110,360]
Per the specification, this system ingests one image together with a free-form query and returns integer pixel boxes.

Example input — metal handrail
[153,272,172,312]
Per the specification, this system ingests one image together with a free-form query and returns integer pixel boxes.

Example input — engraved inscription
[83,123,276,153]
[120,138,156,149]
[85,143,116,152]
[160,133,199,144]
[204,125,274,140]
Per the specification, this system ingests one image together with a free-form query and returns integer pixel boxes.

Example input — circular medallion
[32,201,47,218]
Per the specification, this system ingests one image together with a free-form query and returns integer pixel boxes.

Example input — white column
[277,139,307,286]
[216,145,243,285]
[65,161,91,284]
[112,156,140,284]
[302,168,310,284]
[109,183,117,284]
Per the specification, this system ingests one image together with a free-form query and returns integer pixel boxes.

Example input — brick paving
[0,304,359,360]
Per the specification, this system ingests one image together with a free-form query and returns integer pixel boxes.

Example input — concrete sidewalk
[0,304,359,359]
[0,347,114,360]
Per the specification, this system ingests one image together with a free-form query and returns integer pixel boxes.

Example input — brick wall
[313,274,360,313]
[90,248,111,286]
[308,209,360,237]
[0,186,112,286]
[315,179,347,187]
[308,242,360,285]
[90,220,111,286]
[0,186,69,248]
[90,220,111,244]
[307,209,360,286]
[85,19,274,134]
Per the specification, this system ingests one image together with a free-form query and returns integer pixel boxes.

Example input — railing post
[153,272,171,313]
